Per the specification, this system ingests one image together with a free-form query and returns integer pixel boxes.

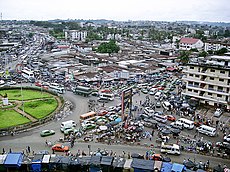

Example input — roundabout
[0,87,63,134]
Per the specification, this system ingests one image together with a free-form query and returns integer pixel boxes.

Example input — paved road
[0,91,229,168]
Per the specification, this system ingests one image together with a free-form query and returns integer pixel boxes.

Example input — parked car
[40,130,55,137]
[166,115,176,122]
[214,108,223,117]
[51,144,69,152]
[224,134,230,142]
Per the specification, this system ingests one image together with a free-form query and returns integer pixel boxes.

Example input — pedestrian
[128,152,131,159]
[45,140,48,146]
[2,148,5,154]
[27,146,31,154]
[151,130,155,137]
[9,148,12,153]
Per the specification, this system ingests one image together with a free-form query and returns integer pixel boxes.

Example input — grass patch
[0,89,52,101]
[0,110,30,129]
[21,98,58,119]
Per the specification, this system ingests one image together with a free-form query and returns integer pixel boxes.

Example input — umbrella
[171,129,181,134]
[161,129,171,135]
[95,152,102,156]
[115,117,122,122]
[184,160,195,169]
[131,153,141,158]
[109,121,119,126]
[162,157,171,162]
[99,125,108,131]
[213,165,224,172]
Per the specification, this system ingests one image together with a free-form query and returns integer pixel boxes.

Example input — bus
[75,86,92,97]
[160,142,180,155]
[21,69,35,80]
[99,92,114,101]
[79,111,97,122]
[49,83,65,94]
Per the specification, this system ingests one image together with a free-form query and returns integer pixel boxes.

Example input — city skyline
[0,0,230,22]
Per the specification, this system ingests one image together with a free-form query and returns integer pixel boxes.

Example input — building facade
[179,37,204,50]
[64,30,87,41]
[204,40,230,52]
[182,55,230,111]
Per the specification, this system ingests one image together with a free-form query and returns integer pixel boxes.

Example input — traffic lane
[0,136,228,169]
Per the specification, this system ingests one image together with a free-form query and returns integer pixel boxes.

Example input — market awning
[4,153,23,168]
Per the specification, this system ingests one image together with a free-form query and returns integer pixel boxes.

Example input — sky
[0,0,229,22]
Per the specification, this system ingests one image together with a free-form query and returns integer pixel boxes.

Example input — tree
[96,40,120,55]
[214,48,228,55]
[199,51,208,57]
[177,51,191,64]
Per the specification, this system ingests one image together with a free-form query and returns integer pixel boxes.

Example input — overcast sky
[0,0,229,22]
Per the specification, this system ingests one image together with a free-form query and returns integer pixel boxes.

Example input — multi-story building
[179,37,204,50]
[204,40,230,52]
[64,30,87,41]
[182,55,230,111]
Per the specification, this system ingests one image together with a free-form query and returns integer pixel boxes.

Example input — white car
[214,108,222,117]
[224,134,230,142]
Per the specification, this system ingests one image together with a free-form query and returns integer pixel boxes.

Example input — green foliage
[86,31,102,41]
[177,51,191,64]
[199,51,208,57]
[96,40,120,54]
[214,48,228,55]
[21,98,58,119]
[190,48,199,52]
[0,110,30,129]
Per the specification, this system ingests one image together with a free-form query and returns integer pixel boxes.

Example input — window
[218,86,223,91]
[210,69,215,72]
[209,85,214,90]
[188,89,192,92]
[217,94,222,98]
[194,90,198,93]
[220,71,225,74]
[188,81,193,85]
[195,75,199,78]
[208,92,212,96]
[190,66,194,69]
[189,74,193,77]
[210,77,214,80]
[219,78,224,82]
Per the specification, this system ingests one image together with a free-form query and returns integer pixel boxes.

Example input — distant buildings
[182,55,230,111]
[204,40,230,52]
[64,30,87,41]
[179,37,204,50]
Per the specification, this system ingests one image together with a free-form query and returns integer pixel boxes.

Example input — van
[160,142,180,155]
[152,112,167,123]
[162,101,172,111]
[197,125,216,137]
[60,120,76,132]
[154,92,162,100]
[175,118,194,129]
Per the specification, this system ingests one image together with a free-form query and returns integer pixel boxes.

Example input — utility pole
[0,13,2,21]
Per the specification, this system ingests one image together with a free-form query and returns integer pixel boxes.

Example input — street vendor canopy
[131,158,154,171]
[171,163,185,172]
[4,153,23,168]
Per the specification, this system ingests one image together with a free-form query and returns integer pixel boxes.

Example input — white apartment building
[182,55,230,111]
[179,37,204,50]
[204,40,230,52]
[64,30,87,41]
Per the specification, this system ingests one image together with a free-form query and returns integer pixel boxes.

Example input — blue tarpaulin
[161,162,173,172]
[4,153,23,168]
[171,163,185,172]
